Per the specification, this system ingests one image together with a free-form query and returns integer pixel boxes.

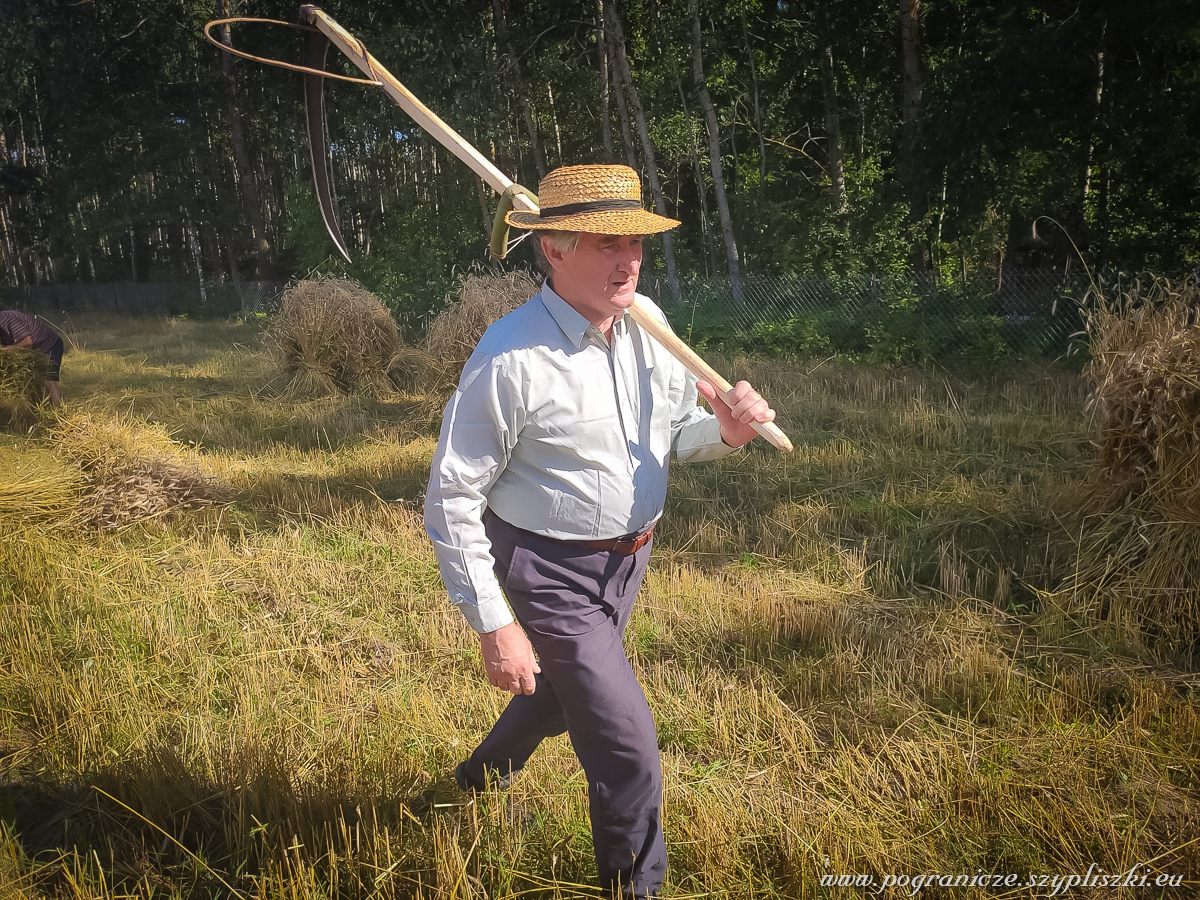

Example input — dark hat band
[537,198,643,218]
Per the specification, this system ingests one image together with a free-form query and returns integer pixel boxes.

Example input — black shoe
[404,773,470,820]
[455,760,512,793]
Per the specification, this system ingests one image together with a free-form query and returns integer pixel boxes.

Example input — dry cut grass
[50,411,234,529]
[1086,278,1200,507]
[389,266,540,395]
[423,267,540,374]
[0,448,84,523]
[0,346,48,398]
[0,312,1196,899]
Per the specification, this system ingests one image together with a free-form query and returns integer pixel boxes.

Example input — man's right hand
[479,622,540,695]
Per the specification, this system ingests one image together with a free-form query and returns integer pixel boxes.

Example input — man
[423,164,775,898]
[0,310,64,406]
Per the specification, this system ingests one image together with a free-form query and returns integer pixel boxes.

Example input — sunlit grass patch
[0,446,84,523]
[0,315,1196,898]
[636,560,1198,895]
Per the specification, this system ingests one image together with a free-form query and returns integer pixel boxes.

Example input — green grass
[0,314,1195,898]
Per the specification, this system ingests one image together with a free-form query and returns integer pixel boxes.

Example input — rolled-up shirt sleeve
[671,399,734,462]
[423,352,525,633]
[647,309,739,464]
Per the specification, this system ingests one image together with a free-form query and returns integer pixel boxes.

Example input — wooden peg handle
[628,298,793,453]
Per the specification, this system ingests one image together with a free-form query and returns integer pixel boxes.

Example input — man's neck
[548,277,617,339]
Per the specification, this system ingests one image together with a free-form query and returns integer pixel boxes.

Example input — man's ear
[540,236,566,271]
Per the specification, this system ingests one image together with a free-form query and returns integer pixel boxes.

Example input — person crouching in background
[0,310,65,406]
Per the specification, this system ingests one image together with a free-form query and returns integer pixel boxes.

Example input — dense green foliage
[2,0,1198,319]
[664,270,1086,367]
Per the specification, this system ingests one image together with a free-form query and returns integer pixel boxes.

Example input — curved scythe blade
[303,25,352,263]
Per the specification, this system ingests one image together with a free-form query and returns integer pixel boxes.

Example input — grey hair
[532,230,582,275]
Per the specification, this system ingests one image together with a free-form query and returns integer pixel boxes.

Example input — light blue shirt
[424,284,737,632]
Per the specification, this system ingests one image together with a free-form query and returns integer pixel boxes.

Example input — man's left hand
[696,380,776,448]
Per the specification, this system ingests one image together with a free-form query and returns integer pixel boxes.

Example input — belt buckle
[618,527,653,555]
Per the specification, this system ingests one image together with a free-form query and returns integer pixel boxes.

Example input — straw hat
[504,164,680,234]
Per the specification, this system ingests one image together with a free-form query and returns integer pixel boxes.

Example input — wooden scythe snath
[207,5,793,452]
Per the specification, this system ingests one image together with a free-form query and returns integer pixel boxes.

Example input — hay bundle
[51,413,234,529]
[0,454,84,523]
[425,267,540,373]
[1085,281,1200,508]
[1052,278,1200,660]
[0,346,49,425]
[263,277,404,398]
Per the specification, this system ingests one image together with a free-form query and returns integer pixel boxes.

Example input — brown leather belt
[584,525,655,556]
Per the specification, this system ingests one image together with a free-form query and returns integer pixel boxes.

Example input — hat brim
[505,207,680,235]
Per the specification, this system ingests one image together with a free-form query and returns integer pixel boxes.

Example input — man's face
[545,232,644,326]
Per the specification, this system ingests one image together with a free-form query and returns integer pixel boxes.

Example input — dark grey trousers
[462,512,664,898]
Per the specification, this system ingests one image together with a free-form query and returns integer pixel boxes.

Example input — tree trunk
[494,0,547,179]
[1082,14,1106,233]
[484,29,517,179]
[0,129,17,285]
[1094,26,1114,270]
[898,0,927,269]
[219,1,271,281]
[596,0,613,162]
[0,202,19,287]
[223,223,245,307]
[475,174,493,247]
[187,216,208,306]
[689,0,742,301]
[820,5,846,213]
[675,70,715,275]
[199,220,225,285]
[606,33,640,170]
[606,1,678,298]
[741,13,767,184]
[899,0,923,129]
[547,83,563,166]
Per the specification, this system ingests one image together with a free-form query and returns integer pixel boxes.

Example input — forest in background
[1,0,1199,323]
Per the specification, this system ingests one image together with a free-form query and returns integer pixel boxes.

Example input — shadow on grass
[169,395,442,456]
[228,458,433,526]
[656,444,1072,613]
[0,740,596,899]
[0,743,439,896]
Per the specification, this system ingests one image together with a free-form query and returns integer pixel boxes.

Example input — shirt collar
[538,283,627,349]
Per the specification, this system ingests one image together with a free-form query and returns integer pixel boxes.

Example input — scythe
[206,6,792,452]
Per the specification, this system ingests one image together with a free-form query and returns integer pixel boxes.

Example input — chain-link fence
[1,280,290,319]
[652,269,1092,363]
[3,269,1170,365]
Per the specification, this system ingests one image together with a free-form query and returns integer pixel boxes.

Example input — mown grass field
[0,314,1196,899]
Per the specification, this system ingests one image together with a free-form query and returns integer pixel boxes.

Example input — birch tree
[606,0,679,297]
[898,0,926,269]
[689,0,742,301]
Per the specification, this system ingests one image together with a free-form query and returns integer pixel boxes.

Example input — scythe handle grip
[628,298,793,453]
[490,185,539,260]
